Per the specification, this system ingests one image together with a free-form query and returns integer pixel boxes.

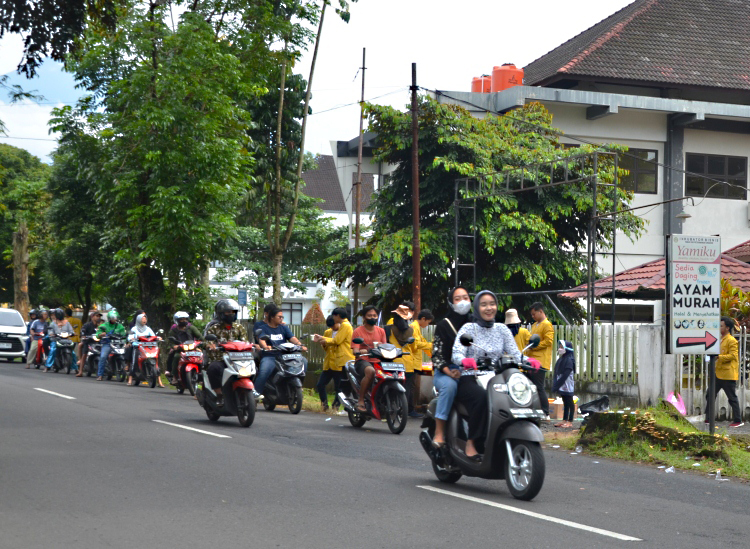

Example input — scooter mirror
[260,335,272,343]
[254,328,263,338]
[459,334,474,346]
[529,334,541,348]
[205,334,218,342]
[352,337,364,344]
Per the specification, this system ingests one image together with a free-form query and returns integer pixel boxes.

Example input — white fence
[676,327,750,419]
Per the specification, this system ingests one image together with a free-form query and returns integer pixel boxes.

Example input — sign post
[668,235,721,433]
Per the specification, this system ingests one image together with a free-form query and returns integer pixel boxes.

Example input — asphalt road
[2,362,749,549]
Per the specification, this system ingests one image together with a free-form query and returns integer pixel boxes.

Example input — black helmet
[53,308,65,321]
[29,309,39,318]
[215,298,240,325]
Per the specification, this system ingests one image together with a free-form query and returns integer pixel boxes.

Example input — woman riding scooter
[451,290,523,461]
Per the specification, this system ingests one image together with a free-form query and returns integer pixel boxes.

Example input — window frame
[619,148,659,195]
[685,153,747,200]
[281,302,303,325]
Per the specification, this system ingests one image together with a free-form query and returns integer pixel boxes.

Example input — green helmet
[107,310,119,322]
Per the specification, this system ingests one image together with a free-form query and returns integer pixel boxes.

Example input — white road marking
[417,485,642,542]
[34,388,76,400]
[152,420,231,439]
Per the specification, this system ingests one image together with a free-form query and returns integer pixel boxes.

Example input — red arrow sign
[676,331,718,350]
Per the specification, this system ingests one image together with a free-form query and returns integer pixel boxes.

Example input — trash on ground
[592,461,599,464]
[552,445,560,449]
[578,395,610,415]
[570,452,578,455]
[325,418,331,421]
[657,465,666,469]
[693,463,701,467]
[665,466,675,473]
[575,445,583,453]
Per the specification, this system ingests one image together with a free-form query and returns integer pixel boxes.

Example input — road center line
[417,485,642,542]
[152,420,231,439]
[34,388,76,400]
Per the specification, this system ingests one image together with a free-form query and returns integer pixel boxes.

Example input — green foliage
[317,98,645,319]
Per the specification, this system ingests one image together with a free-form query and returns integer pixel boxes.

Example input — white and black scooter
[419,334,546,500]
[255,330,306,414]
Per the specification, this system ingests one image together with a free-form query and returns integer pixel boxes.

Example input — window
[685,153,747,200]
[619,149,658,194]
[281,302,303,325]
[593,304,654,323]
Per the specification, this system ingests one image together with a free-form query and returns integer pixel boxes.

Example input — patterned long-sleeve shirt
[451,322,522,365]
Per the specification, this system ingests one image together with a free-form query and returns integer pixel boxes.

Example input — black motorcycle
[105,335,128,382]
[50,332,76,374]
[82,335,101,377]
[419,334,547,501]
[256,331,306,414]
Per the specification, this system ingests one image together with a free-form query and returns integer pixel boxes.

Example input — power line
[0,135,57,142]
[310,88,408,116]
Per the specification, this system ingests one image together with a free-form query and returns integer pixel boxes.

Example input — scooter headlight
[380,349,398,360]
[507,373,533,407]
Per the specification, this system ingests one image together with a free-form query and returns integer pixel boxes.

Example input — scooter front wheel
[288,386,303,414]
[505,440,545,501]
[187,370,198,396]
[386,392,408,435]
[236,389,256,428]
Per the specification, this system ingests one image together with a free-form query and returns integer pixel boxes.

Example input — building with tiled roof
[302,154,374,214]
[433,0,750,322]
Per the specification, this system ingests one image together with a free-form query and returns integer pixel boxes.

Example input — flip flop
[356,404,367,413]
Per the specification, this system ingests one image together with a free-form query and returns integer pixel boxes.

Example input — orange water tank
[480,75,491,93]
[471,77,482,93]
[491,63,524,92]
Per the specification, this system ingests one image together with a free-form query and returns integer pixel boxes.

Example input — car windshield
[0,310,25,327]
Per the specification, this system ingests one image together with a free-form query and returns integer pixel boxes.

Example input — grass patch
[577,401,750,479]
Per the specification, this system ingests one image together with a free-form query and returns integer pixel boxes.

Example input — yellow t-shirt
[513,327,530,353]
[716,333,739,381]
[67,316,82,343]
[527,319,554,370]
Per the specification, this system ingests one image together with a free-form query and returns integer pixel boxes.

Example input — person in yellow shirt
[404,310,434,418]
[706,317,743,427]
[526,302,555,418]
[504,308,530,352]
[313,308,354,412]
[65,308,82,344]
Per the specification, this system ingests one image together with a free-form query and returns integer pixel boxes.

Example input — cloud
[0,100,61,162]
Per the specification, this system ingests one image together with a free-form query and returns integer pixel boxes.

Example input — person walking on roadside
[526,302,555,419]
[315,312,353,412]
[552,340,576,428]
[351,306,387,413]
[505,308,530,352]
[430,287,471,447]
[706,317,744,427]
[76,310,102,376]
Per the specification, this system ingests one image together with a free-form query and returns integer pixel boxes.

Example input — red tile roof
[723,239,750,263]
[524,0,750,91]
[562,254,750,300]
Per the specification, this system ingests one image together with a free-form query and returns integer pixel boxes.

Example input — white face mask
[451,300,471,315]
[557,347,566,356]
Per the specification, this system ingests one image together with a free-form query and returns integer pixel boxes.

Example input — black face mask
[178,320,188,328]
[365,318,377,326]
[222,313,237,325]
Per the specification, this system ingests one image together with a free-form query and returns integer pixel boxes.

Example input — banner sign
[669,235,721,354]
[237,288,247,306]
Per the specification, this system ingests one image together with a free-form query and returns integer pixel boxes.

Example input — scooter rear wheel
[432,459,462,484]
[505,440,545,501]
[263,399,276,411]
[206,408,220,422]
[348,409,366,428]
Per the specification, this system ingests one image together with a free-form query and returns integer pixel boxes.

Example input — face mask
[178,320,188,328]
[557,348,566,356]
[451,300,471,315]
[365,318,377,326]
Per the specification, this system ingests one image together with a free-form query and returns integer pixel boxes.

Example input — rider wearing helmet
[45,308,77,372]
[165,311,202,379]
[204,299,249,406]
[94,310,127,381]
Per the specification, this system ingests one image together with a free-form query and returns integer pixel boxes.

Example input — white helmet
[173,311,190,324]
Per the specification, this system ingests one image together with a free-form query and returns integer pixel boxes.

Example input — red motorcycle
[338,338,412,434]
[130,335,162,388]
[168,337,204,395]
[31,332,46,369]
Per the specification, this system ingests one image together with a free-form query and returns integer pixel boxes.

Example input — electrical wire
[310,88,408,116]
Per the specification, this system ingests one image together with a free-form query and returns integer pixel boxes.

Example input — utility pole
[411,63,421,311]
[353,48,365,323]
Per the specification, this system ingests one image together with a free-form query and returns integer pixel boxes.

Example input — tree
[0,144,51,316]
[58,6,259,329]
[317,99,646,321]
[0,0,120,76]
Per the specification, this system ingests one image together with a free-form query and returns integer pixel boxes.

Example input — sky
[0,0,635,163]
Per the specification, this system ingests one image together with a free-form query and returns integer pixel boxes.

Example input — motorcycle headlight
[507,373,533,407]
[380,349,397,360]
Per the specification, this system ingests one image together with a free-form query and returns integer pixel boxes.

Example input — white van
[0,308,28,362]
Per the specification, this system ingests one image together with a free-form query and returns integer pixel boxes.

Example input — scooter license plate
[228,352,254,360]
[283,354,302,359]
[113,348,125,354]
[185,351,203,357]
[380,362,405,372]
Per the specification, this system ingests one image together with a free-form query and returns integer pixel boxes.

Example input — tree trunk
[12,221,30,318]
[137,262,170,333]
[272,254,283,306]
[83,270,93,324]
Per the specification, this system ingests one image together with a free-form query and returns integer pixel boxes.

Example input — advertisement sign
[669,235,721,354]
[237,288,247,306]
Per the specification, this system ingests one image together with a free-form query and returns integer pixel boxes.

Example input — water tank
[491,64,524,92]
[480,75,491,93]
[471,77,482,93]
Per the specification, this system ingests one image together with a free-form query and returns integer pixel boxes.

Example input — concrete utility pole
[411,63,421,311]
[353,48,365,322]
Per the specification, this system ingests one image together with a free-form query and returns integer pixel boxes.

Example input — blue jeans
[97,342,111,377]
[45,341,78,370]
[256,354,308,394]
[433,369,459,421]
